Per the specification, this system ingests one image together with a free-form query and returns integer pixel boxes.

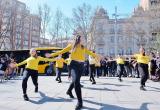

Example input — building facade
[89,0,160,56]
[0,0,41,50]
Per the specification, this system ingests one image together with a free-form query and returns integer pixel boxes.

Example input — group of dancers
[10,34,153,110]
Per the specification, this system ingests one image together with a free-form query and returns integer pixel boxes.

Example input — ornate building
[89,0,160,56]
[0,0,41,50]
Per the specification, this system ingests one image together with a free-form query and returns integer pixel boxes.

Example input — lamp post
[112,6,118,56]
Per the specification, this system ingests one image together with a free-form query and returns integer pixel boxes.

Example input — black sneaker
[58,80,62,83]
[23,94,29,101]
[75,103,83,110]
[143,84,146,87]
[89,78,92,82]
[118,78,122,82]
[35,87,38,93]
[80,84,84,88]
[92,81,96,84]
[66,91,74,98]
[56,78,59,81]
[140,86,146,91]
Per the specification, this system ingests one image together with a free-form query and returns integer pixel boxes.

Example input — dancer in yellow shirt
[116,55,125,82]
[54,54,66,83]
[134,47,150,91]
[13,48,54,101]
[89,51,96,84]
[65,55,72,78]
[46,35,98,110]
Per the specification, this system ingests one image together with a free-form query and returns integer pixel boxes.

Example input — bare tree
[50,8,63,46]
[150,33,160,52]
[72,3,93,45]
[0,1,16,50]
[38,3,51,43]
[88,17,97,50]
[62,17,72,42]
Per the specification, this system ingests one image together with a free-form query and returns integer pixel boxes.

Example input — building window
[110,48,114,56]
[96,23,104,34]
[129,48,132,55]
[117,29,122,34]
[118,49,124,55]
[126,48,132,55]
[110,36,114,43]
[117,36,123,43]
[98,48,104,55]
[24,41,28,45]
[150,0,158,5]
[32,42,38,47]
[110,28,115,34]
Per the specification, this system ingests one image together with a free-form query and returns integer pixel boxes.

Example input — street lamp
[112,6,118,57]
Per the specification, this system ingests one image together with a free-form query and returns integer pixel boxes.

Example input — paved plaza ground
[0,76,160,110]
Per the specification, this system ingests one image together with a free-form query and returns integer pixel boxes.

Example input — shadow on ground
[29,91,72,104]
[83,99,152,110]
[96,82,131,87]
[83,86,120,92]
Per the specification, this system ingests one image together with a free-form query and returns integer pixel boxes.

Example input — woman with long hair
[46,35,98,110]
[12,48,54,101]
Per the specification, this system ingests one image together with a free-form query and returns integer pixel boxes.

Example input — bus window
[39,61,48,65]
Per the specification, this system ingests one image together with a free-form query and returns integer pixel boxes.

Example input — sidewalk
[0,76,160,110]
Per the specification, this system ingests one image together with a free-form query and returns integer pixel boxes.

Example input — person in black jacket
[100,58,107,76]
[149,52,157,80]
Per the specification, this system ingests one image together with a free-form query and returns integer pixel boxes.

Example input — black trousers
[138,63,149,86]
[135,64,140,77]
[96,66,100,77]
[101,66,107,76]
[117,64,125,79]
[67,60,84,104]
[89,64,96,82]
[56,68,62,81]
[22,68,38,94]
[67,65,71,77]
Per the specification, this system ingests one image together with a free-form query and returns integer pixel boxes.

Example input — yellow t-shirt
[51,44,96,62]
[65,58,71,65]
[55,58,65,68]
[116,58,124,64]
[16,56,54,70]
[134,54,150,64]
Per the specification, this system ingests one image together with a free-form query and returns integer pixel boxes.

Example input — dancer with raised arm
[46,35,99,110]
[134,47,150,90]
[12,48,54,101]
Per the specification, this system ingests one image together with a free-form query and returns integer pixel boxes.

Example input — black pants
[67,65,71,77]
[67,60,84,104]
[96,66,100,77]
[22,68,38,95]
[135,64,140,77]
[101,66,107,76]
[138,63,149,86]
[89,64,96,82]
[56,68,62,81]
[117,64,125,79]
